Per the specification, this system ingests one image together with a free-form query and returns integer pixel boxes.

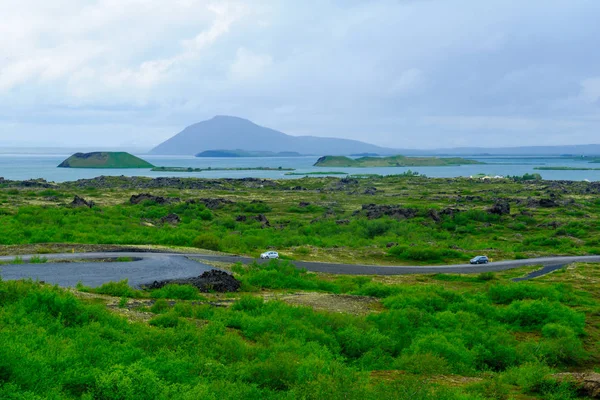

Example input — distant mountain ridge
[150,115,600,157]
[150,116,395,156]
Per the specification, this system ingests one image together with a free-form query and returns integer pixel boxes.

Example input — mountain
[150,116,395,156]
[57,152,154,169]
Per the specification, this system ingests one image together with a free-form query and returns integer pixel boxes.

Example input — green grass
[1,175,600,265]
[534,166,600,171]
[0,263,592,399]
[285,171,348,175]
[314,155,483,167]
[57,152,154,169]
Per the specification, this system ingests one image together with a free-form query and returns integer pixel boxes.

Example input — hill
[57,152,154,169]
[314,155,483,167]
[150,116,394,156]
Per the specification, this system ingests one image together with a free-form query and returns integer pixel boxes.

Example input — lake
[0,154,599,182]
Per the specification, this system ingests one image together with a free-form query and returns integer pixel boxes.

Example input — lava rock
[488,200,511,215]
[356,204,418,220]
[129,193,180,205]
[254,214,271,228]
[554,372,600,398]
[539,198,559,208]
[160,213,181,225]
[70,195,95,208]
[146,270,241,293]
[188,198,234,209]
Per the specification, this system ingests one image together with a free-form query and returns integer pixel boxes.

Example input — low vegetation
[57,152,154,169]
[1,175,599,264]
[314,155,483,167]
[1,259,597,399]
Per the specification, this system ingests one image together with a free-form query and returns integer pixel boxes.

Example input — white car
[260,251,279,259]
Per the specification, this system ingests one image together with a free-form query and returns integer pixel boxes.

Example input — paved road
[1,252,599,288]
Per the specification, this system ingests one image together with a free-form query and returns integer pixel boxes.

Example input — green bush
[149,313,180,328]
[92,280,142,298]
[192,234,221,251]
[150,284,203,300]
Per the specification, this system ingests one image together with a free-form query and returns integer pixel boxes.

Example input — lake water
[0,154,599,182]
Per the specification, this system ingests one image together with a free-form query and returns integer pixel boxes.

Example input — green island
[57,152,154,169]
[314,155,483,167]
[2,174,600,399]
[284,171,348,176]
[534,166,600,171]
[152,166,295,172]
[196,150,303,157]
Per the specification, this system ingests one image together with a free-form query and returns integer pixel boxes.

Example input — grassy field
[1,175,600,399]
[314,155,483,167]
[0,260,597,399]
[0,175,599,264]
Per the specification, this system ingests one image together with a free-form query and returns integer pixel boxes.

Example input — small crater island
[314,155,483,167]
[57,152,154,169]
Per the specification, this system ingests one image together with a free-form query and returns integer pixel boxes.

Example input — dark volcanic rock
[364,187,378,195]
[70,195,95,208]
[130,193,180,205]
[235,214,270,227]
[299,202,311,207]
[20,179,52,188]
[488,200,511,216]
[254,214,270,227]
[160,213,181,224]
[553,372,600,398]
[146,270,241,293]
[188,198,234,209]
[539,198,559,208]
[428,209,441,222]
[356,204,418,220]
[335,219,350,225]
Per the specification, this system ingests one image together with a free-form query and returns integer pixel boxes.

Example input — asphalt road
[1,252,599,288]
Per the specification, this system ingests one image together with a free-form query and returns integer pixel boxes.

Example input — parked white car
[260,251,279,259]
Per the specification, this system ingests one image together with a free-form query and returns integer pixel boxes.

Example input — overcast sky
[1,0,599,149]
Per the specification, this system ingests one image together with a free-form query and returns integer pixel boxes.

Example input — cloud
[580,78,600,104]
[229,48,273,81]
[1,0,600,148]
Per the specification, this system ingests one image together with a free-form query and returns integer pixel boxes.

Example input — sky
[0,0,599,150]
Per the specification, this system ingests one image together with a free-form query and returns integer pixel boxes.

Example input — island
[57,152,154,169]
[196,149,303,158]
[534,166,600,171]
[151,166,294,172]
[313,155,483,167]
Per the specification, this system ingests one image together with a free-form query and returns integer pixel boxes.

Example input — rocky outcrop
[145,270,241,293]
[70,195,95,208]
[254,214,271,228]
[355,204,418,220]
[488,200,511,215]
[160,213,181,225]
[188,198,234,209]
[129,193,180,205]
[235,214,270,227]
[554,372,600,398]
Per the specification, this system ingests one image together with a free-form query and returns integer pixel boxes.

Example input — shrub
[192,234,221,251]
[150,284,203,300]
[93,280,142,298]
[149,313,180,328]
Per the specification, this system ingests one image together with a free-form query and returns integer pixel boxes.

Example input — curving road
[1,252,600,288]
